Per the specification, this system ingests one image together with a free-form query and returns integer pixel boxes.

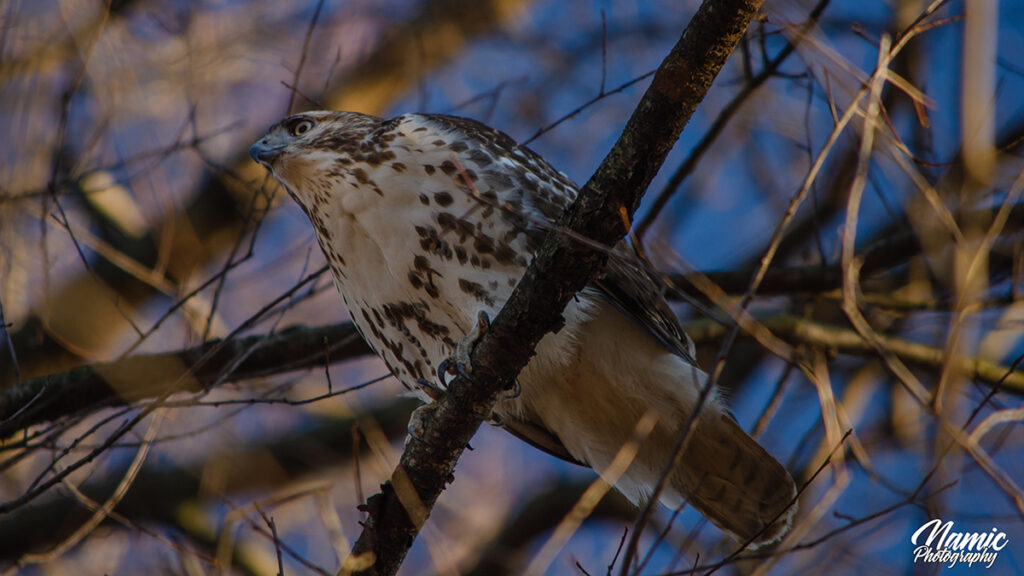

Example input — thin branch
[635,0,832,237]
[8,236,1023,439]
[286,0,327,115]
[0,399,415,561]
[521,70,657,146]
[685,315,1024,394]
[7,409,164,573]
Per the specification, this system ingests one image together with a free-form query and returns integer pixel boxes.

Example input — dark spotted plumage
[251,111,797,547]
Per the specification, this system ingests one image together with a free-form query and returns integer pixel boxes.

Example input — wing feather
[414,113,700,468]
[417,113,697,367]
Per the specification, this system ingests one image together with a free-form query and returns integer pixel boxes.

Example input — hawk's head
[250,110,382,200]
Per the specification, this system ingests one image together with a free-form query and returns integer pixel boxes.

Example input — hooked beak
[249,138,284,165]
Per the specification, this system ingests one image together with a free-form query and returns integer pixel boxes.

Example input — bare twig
[4,409,164,574]
[635,0,832,237]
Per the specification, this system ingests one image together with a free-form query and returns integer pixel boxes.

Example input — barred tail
[666,412,797,547]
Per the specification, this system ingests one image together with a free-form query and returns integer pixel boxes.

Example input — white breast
[307,151,590,398]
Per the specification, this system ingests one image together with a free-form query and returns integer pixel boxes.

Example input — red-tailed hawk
[251,111,797,546]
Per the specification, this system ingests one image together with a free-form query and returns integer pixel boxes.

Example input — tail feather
[668,413,797,547]
[511,297,797,547]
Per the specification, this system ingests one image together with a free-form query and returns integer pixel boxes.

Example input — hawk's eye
[287,118,315,137]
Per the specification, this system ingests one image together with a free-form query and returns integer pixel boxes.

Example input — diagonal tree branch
[341,1,766,573]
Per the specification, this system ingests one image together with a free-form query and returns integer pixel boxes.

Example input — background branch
[0,323,370,438]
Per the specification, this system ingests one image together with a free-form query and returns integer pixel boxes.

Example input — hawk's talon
[406,422,426,444]
[453,361,474,382]
[436,361,452,387]
[415,378,445,402]
[405,403,434,446]
[439,311,491,386]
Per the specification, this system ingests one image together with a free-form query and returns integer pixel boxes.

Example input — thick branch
[8,304,1021,441]
[0,324,370,439]
[342,1,765,573]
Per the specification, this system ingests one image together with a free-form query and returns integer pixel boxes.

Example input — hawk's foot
[405,403,435,445]
[406,401,476,452]
[438,311,490,387]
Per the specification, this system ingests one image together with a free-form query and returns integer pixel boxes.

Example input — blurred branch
[0,399,416,563]
[686,315,1024,394]
[11,408,164,572]
[0,0,141,83]
[463,481,634,576]
[0,323,370,439]
[325,0,529,113]
[682,203,1024,295]
[673,30,1024,397]
[342,1,765,573]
